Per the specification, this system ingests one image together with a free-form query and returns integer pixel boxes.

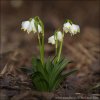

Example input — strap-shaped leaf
[31,56,77,91]
[51,75,64,91]
[45,58,53,74]
[32,57,38,71]
[61,69,78,78]
[32,71,49,91]
[49,58,70,85]
[32,57,43,72]
[51,69,77,91]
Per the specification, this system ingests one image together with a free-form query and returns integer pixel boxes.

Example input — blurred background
[0,0,100,98]
[1,0,100,69]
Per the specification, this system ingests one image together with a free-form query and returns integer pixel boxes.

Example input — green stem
[57,41,63,62]
[55,40,58,56]
[41,34,44,65]
[54,41,58,64]
[38,33,43,65]
[54,33,58,63]
[57,32,64,62]
[55,46,57,56]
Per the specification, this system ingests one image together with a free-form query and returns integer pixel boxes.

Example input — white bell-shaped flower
[30,19,37,33]
[48,35,55,45]
[57,31,63,42]
[69,24,80,35]
[38,24,42,33]
[63,22,71,33]
[21,21,30,31]
[48,31,63,45]
[27,24,33,34]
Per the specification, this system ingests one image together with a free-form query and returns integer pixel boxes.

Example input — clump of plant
[21,16,80,92]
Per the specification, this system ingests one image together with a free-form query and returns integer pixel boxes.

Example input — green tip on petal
[29,18,32,21]
[78,28,80,33]
[65,19,73,25]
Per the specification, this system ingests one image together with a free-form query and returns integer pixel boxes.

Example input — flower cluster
[22,17,44,65]
[63,21,80,35]
[48,20,80,45]
[21,17,80,92]
[21,18,42,34]
[48,31,63,45]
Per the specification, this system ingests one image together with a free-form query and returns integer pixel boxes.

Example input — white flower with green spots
[48,31,63,45]
[69,24,80,35]
[48,35,55,45]
[63,22,71,33]
[21,18,42,34]
[63,21,80,35]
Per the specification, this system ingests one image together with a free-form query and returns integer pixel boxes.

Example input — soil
[0,1,100,100]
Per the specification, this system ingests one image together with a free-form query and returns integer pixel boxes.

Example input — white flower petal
[21,21,30,31]
[48,35,55,45]
[27,24,33,34]
[63,22,71,33]
[57,31,63,41]
[30,19,37,33]
[69,24,80,35]
[38,24,42,33]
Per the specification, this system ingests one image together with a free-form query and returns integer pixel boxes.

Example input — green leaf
[62,69,78,78]
[49,58,71,88]
[31,56,77,92]
[32,57,38,71]
[32,71,49,91]
[51,75,64,91]
[45,58,53,74]
[50,58,70,78]
[32,58,49,82]
[32,57,43,72]
[51,69,77,91]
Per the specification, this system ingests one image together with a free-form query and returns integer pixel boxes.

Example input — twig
[77,43,96,61]
[0,64,8,75]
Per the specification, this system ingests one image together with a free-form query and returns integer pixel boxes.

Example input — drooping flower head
[34,16,44,34]
[56,31,63,42]
[21,21,30,32]
[63,19,73,33]
[63,19,80,35]
[48,31,63,45]
[21,17,43,34]
[63,22,71,33]
[30,19,37,33]
[69,24,80,35]
[38,24,42,33]
[48,35,55,45]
